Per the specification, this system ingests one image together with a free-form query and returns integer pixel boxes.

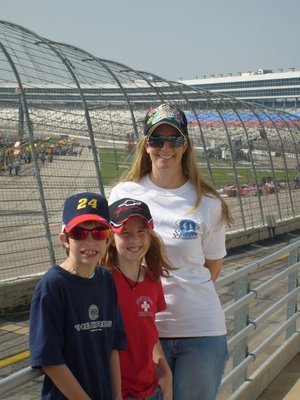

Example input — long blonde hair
[116,136,233,225]
[101,229,175,282]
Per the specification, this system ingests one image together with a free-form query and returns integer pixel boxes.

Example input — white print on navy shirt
[74,304,112,332]
[136,296,154,317]
[89,304,99,320]
[173,219,199,239]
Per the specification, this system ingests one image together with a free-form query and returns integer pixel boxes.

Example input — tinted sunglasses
[147,135,186,148]
[68,226,110,241]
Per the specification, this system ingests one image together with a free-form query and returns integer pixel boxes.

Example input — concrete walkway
[257,353,300,400]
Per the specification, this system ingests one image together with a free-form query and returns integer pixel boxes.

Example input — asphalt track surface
[1,230,299,399]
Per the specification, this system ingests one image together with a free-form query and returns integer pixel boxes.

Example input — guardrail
[216,239,300,399]
[0,240,299,399]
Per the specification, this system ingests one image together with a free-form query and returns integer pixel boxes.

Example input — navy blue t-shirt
[29,265,127,400]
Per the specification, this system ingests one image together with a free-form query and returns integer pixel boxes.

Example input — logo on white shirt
[173,219,198,239]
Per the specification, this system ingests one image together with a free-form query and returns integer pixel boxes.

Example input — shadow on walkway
[257,353,300,400]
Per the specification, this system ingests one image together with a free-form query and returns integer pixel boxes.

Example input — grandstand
[1,71,300,112]
[180,68,300,111]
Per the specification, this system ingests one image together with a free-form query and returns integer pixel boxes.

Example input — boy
[29,192,127,400]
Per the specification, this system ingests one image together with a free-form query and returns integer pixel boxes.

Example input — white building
[180,69,300,111]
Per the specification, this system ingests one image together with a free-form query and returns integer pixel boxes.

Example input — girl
[102,197,173,400]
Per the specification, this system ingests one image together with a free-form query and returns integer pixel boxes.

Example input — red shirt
[112,269,166,399]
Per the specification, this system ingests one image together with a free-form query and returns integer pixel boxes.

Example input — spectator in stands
[13,159,20,175]
[29,192,126,400]
[39,152,45,165]
[109,103,232,400]
[8,162,13,175]
[24,150,31,163]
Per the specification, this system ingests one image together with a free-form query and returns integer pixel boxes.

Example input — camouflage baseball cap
[144,103,188,137]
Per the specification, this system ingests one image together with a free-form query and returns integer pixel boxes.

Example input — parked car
[222,184,238,197]
[258,182,276,195]
[222,184,256,197]
[239,184,257,197]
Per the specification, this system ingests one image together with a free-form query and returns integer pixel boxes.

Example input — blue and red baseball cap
[109,198,154,233]
[62,192,110,233]
[144,103,188,137]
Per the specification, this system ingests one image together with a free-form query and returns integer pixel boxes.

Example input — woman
[109,103,232,400]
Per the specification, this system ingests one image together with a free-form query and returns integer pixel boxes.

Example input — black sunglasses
[68,226,110,241]
[147,135,186,148]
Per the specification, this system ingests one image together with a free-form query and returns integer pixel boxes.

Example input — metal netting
[1,20,300,281]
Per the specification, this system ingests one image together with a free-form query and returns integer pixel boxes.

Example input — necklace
[116,265,142,290]
[67,267,95,279]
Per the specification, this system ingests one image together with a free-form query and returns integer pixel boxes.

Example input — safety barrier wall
[0,239,299,399]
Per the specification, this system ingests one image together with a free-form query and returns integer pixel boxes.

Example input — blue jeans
[160,336,228,400]
[126,385,162,400]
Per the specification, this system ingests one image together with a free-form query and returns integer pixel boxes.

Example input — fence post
[232,274,250,392]
[286,240,299,339]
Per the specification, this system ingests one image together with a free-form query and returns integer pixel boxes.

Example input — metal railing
[0,240,299,399]
[216,239,300,399]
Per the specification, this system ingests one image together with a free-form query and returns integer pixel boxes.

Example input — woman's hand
[205,258,223,282]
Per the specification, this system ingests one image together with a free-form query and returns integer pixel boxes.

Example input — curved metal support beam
[33,39,106,194]
[0,38,56,265]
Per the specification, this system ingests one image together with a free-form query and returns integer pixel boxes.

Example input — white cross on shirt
[141,300,150,312]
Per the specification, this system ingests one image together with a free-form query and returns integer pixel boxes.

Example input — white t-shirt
[109,175,227,337]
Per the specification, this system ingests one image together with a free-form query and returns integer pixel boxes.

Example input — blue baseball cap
[62,192,110,233]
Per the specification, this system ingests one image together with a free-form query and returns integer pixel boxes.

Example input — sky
[1,0,299,81]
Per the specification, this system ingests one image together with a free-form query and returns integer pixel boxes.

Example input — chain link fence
[1,20,300,281]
